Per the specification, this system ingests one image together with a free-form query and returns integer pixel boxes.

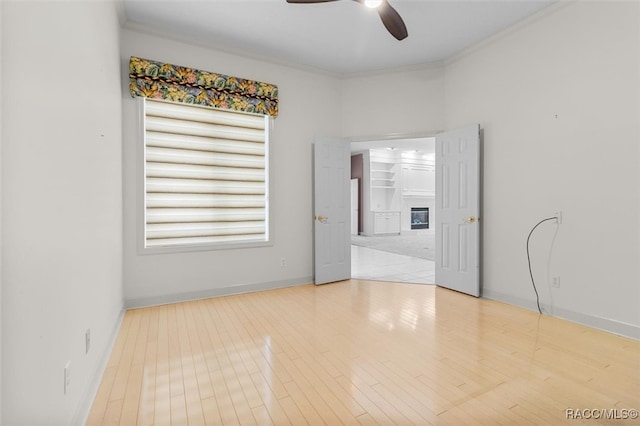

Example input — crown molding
[444,1,571,67]
[121,20,343,79]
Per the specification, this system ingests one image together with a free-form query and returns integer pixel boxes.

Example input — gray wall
[341,2,639,337]
[120,29,343,307]
[0,1,3,420]
[1,2,124,424]
[444,1,639,336]
[0,2,638,424]
[341,66,446,138]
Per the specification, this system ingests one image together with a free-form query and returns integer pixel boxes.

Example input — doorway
[350,137,436,284]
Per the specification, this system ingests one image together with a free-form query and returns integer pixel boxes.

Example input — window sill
[138,239,273,256]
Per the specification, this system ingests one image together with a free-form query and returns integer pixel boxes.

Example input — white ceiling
[123,0,554,75]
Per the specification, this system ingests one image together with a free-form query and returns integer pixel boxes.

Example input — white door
[351,179,359,235]
[314,137,351,285]
[435,124,481,297]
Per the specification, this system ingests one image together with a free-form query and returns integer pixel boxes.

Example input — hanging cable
[526,217,558,314]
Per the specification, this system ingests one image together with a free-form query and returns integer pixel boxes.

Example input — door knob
[315,215,328,223]
[465,216,477,223]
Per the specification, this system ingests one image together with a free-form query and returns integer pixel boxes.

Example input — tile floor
[351,244,435,284]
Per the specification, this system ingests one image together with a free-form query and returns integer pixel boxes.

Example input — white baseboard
[482,289,640,341]
[72,278,311,424]
[124,276,314,309]
[68,282,637,426]
[71,307,126,426]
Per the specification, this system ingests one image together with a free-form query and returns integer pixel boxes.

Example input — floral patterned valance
[129,56,278,117]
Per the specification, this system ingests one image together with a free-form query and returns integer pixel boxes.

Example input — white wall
[341,66,445,138]
[339,2,639,338]
[1,2,124,424]
[0,1,3,419]
[121,29,343,306]
[444,2,640,337]
[0,4,636,424]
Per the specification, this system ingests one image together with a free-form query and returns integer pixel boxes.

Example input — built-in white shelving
[353,147,435,236]
[367,150,401,235]
[370,156,397,190]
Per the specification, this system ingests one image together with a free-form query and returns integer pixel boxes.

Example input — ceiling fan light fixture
[364,0,383,9]
[286,0,407,41]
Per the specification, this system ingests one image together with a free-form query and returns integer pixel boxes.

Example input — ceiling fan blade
[377,0,408,40]
[286,0,408,40]
[286,0,339,3]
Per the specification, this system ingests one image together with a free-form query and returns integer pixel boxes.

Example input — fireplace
[411,207,429,229]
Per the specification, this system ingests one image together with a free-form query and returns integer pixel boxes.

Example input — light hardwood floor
[87,280,640,425]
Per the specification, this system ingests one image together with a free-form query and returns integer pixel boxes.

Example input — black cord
[526,217,558,314]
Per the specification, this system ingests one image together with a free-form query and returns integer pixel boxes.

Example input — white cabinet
[401,166,435,196]
[373,211,401,235]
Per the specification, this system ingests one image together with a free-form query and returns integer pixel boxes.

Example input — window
[141,98,270,251]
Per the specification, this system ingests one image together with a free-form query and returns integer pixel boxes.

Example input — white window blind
[143,99,269,249]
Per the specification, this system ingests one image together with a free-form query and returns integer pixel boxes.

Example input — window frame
[136,97,273,255]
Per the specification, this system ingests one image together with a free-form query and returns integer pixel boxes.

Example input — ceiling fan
[286,0,408,41]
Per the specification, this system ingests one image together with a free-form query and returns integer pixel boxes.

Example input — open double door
[313,125,481,297]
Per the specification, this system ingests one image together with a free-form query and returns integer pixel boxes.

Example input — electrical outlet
[85,329,91,354]
[552,276,561,288]
[555,211,563,224]
[280,258,286,268]
[64,361,71,395]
